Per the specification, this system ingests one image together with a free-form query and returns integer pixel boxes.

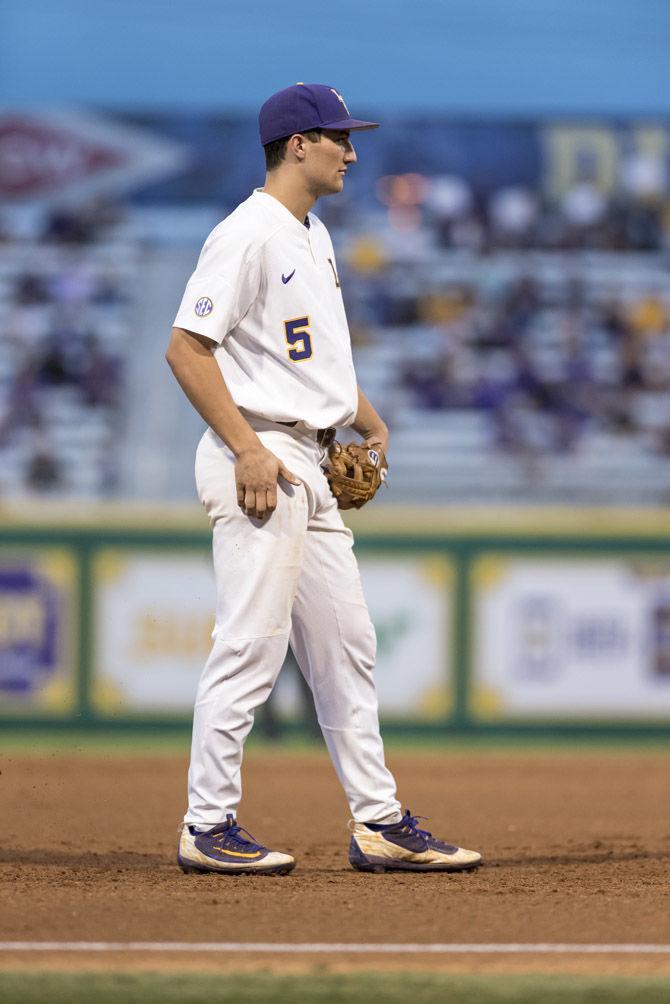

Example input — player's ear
[288,133,308,162]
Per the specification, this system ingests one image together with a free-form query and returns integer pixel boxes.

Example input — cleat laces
[398,810,432,844]
[396,809,459,854]
[211,814,266,854]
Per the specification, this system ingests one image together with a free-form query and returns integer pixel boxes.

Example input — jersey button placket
[307,231,317,265]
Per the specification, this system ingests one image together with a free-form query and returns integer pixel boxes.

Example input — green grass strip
[1,971,669,1003]
[0,728,668,757]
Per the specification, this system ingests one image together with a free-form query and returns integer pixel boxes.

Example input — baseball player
[167,83,482,876]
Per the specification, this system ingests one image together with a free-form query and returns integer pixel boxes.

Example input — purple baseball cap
[259,83,379,146]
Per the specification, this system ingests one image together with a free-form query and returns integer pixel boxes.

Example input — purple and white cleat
[178,814,295,875]
[348,809,482,873]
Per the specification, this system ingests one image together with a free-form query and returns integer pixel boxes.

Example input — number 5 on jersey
[284,316,312,362]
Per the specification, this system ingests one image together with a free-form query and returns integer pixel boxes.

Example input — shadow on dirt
[0,849,167,870]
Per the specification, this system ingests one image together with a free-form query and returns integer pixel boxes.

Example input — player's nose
[344,144,357,164]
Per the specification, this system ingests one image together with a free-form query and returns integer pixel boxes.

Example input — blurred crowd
[351,144,669,254]
[1,136,669,498]
[332,153,670,464]
[344,260,670,459]
[0,204,129,495]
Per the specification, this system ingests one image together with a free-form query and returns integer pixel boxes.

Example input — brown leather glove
[323,441,388,509]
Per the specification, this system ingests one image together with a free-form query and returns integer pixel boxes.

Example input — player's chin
[319,175,345,197]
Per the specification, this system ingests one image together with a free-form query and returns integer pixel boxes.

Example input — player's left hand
[362,433,388,458]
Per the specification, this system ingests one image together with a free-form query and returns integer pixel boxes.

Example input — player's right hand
[235,445,301,519]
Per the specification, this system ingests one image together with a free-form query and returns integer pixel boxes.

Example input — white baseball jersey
[173,189,358,429]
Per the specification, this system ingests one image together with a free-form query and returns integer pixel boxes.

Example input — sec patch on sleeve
[194,296,214,317]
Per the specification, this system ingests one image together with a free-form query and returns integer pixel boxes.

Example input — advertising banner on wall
[360,555,452,718]
[0,110,188,205]
[0,549,78,715]
[472,556,670,719]
[92,550,215,714]
[92,549,452,720]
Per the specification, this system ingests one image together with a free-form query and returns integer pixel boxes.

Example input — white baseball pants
[185,420,402,827]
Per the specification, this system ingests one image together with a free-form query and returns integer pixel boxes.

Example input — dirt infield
[1,746,669,976]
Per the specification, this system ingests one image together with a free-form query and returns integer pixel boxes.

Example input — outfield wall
[1,504,670,735]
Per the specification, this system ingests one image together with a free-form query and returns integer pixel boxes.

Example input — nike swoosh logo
[211,847,263,859]
[282,270,296,284]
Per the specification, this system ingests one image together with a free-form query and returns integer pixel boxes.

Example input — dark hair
[264,129,321,171]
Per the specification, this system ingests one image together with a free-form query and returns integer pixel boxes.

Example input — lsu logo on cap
[330,88,350,115]
[195,296,213,317]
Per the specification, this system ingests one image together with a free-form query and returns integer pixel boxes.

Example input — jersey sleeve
[173,222,262,344]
